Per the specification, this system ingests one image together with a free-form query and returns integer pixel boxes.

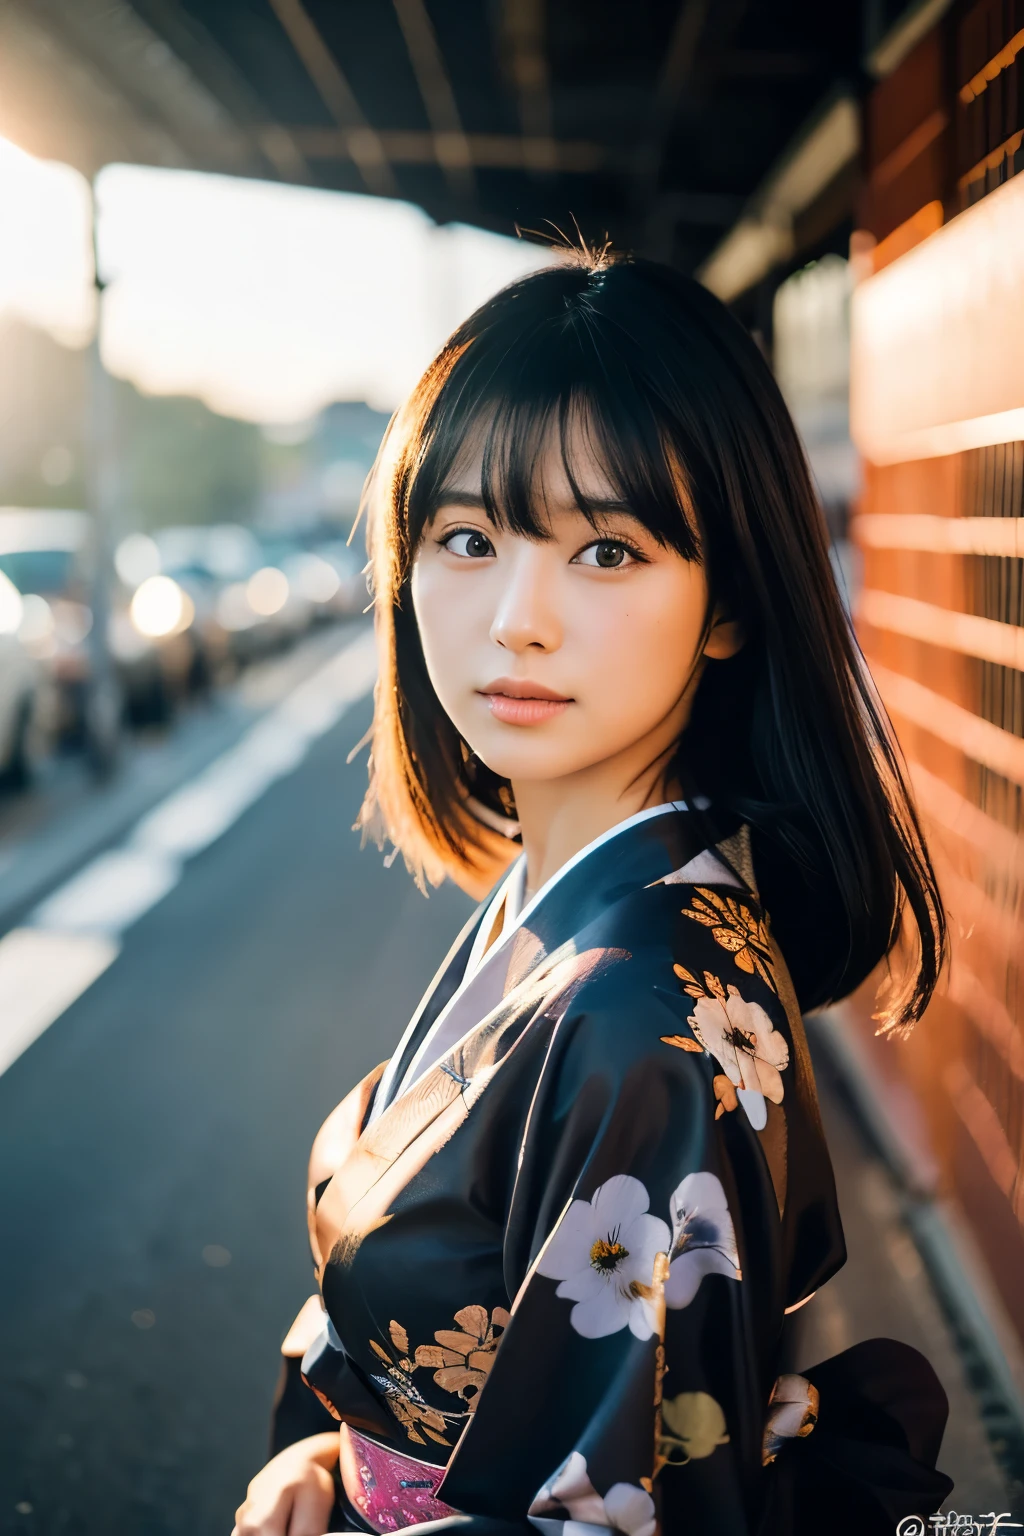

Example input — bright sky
[0,137,556,425]
[0,137,95,347]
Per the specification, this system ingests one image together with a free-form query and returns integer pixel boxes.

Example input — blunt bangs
[404,315,703,571]
[359,252,946,1034]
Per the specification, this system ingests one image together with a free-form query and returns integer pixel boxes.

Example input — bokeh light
[246,567,289,617]
[17,594,56,650]
[130,576,193,639]
[115,534,161,589]
[285,553,341,605]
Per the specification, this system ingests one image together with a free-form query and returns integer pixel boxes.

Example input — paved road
[0,687,472,1535]
[0,657,1016,1532]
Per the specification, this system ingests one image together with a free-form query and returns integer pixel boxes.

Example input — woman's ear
[703,609,745,661]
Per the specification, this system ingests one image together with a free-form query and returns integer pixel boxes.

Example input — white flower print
[529,1450,656,1536]
[687,985,789,1130]
[537,1175,670,1340]
[664,1171,741,1309]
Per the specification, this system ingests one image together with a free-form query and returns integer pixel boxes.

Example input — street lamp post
[82,188,123,777]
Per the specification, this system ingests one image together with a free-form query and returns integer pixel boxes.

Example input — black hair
[362,251,945,1030]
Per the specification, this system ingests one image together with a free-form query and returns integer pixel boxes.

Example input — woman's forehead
[440,420,620,511]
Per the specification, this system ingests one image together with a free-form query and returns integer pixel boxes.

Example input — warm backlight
[850,172,1024,465]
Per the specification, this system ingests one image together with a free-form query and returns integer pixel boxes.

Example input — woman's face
[410,429,738,790]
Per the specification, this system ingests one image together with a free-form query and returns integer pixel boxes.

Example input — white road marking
[30,848,180,935]
[132,628,376,860]
[0,929,120,1077]
[0,627,377,1077]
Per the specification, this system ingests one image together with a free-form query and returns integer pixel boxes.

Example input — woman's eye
[574,540,633,569]
[442,529,495,558]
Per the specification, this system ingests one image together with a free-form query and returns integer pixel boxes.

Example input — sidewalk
[800,1033,1023,1512]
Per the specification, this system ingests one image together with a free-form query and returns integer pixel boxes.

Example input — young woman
[234,253,953,1536]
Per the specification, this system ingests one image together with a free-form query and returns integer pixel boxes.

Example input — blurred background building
[1,0,1023,1528]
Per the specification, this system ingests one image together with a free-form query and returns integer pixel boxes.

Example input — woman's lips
[479,681,572,726]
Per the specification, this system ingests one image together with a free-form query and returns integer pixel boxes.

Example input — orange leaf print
[713,1075,740,1120]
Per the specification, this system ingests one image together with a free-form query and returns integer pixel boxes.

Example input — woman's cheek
[412,575,458,705]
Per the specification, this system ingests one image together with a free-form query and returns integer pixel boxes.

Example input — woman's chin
[467,732,598,788]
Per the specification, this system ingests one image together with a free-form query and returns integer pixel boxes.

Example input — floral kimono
[272,806,952,1534]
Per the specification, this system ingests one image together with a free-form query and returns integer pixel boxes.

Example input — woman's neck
[512,754,680,899]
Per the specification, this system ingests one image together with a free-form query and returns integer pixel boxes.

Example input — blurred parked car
[0,508,123,770]
[0,570,44,788]
[192,525,349,660]
[149,523,263,673]
[250,535,315,646]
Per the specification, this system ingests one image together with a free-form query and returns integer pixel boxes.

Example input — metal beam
[22,0,256,177]
[651,0,710,144]
[698,93,860,301]
[632,0,711,250]
[866,0,957,79]
[291,127,604,173]
[391,0,475,203]
[266,0,397,196]
[639,0,755,257]
[501,0,553,175]
[123,0,312,183]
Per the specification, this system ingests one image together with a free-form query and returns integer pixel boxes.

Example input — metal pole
[82,182,122,777]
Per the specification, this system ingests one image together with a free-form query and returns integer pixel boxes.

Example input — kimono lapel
[315,941,618,1276]
[317,809,732,1275]
[369,903,487,1124]
[504,806,724,990]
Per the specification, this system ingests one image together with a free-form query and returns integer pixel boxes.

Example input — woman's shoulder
[558,868,791,1101]
[307,1061,387,1193]
[574,851,776,1004]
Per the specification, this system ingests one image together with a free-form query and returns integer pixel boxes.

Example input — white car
[0,508,123,771]
[0,571,42,787]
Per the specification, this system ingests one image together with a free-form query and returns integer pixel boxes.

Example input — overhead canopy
[126,0,866,277]
[0,0,946,308]
[11,0,928,284]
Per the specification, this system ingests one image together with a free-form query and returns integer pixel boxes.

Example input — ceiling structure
[123,0,865,275]
[1,0,941,296]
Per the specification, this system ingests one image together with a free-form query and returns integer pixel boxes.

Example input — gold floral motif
[660,1032,703,1054]
[367,1320,455,1447]
[672,965,726,1004]
[711,1074,740,1120]
[414,1303,512,1406]
[679,889,777,992]
[368,1305,510,1443]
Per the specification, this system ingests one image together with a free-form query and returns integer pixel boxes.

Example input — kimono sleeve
[430,927,799,1536]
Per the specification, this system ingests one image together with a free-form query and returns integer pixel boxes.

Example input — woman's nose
[489,546,563,654]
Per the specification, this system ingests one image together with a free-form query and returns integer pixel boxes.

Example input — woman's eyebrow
[434,489,487,509]
[435,490,634,513]
[579,498,636,515]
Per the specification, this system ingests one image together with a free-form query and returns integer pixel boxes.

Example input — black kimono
[273,807,952,1533]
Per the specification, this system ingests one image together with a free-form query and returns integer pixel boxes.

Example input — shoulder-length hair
[358,251,945,1031]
